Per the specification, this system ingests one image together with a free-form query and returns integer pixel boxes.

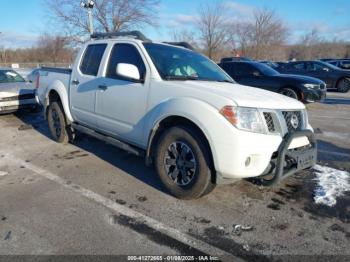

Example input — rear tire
[47,101,74,143]
[155,126,215,199]
[280,88,299,100]
[336,78,350,93]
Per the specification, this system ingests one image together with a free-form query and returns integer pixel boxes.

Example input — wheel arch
[279,85,303,101]
[146,115,216,181]
[44,81,73,123]
[336,77,350,92]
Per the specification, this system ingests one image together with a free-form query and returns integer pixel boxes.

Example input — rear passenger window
[80,44,107,76]
[292,63,305,70]
[106,44,146,80]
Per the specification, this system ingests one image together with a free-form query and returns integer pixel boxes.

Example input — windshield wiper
[164,75,199,81]
[215,79,234,83]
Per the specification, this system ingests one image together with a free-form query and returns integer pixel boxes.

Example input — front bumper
[0,99,37,114]
[303,89,326,103]
[250,130,317,186]
[215,129,316,185]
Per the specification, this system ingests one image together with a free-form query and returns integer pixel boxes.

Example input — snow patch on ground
[0,171,8,177]
[313,165,350,207]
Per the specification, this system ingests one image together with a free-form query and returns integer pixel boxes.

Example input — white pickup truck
[36,31,317,199]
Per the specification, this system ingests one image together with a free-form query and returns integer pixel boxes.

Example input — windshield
[143,43,234,83]
[254,63,280,76]
[0,70,25,83]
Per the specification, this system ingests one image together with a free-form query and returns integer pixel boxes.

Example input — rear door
[70,44,107,128]
[95,43,149,146]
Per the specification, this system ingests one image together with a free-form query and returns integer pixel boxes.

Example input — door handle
[98,84,108,91]
[72,80,80,85]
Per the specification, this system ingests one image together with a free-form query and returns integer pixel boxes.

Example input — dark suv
[276,60,350,92]
[219,61,326,103]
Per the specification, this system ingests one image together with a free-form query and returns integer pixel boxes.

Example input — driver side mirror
[116,63,141,81]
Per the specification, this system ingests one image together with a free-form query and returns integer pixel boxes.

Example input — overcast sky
[0,0,349,48]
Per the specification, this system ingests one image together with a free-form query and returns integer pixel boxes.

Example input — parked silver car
[0,69,38,114]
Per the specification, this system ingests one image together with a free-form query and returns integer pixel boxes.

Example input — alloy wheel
[51,108,61,138]
[164,141,197,186]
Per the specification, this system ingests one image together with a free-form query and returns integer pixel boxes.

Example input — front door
[306,62,333,87]
[95,43,149,146]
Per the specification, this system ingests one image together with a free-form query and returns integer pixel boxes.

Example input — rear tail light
[35,74,40,89]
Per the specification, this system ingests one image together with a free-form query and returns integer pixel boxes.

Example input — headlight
[303,83,320,89]
[220,106,266,134]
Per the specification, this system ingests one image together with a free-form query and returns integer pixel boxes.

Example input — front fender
[144,97,234,171]
[45,80,73,122]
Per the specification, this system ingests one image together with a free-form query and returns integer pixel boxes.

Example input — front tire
[336,78,350,93]
[280,88,299,100]
[47,101,73,143]
[155,126,215,199]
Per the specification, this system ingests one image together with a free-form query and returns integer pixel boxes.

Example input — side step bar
[71,123,145,157]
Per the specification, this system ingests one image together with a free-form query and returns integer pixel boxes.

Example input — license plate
[288,136,310,149]
[297,150,315,169]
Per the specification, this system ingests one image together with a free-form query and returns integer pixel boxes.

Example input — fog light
[245,157,251,167]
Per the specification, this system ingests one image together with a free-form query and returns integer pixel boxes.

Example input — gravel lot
[0,91,349,261]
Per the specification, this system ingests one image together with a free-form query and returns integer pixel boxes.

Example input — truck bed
[36,67,72,107]
[41,67,72,74]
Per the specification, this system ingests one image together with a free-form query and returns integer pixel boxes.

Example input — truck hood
[165,81,305,110]
[0,82,34,98]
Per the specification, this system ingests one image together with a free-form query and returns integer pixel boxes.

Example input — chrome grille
[282,111,303,133]
[263,112,275,132]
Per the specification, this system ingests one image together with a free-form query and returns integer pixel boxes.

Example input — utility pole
[0,32,6,65]
[81,0,95,35]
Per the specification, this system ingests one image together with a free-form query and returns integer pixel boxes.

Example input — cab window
[106,44,146,81]
[80,44,107,76]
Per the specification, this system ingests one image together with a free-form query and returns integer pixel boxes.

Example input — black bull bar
[250,130,317,186]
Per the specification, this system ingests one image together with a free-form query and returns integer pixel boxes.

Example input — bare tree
[46,0,160,40]
[229,8,288,60]
[37,34,73,64]
[251,8,288,59]
[228,22,254,57]
[196,1,229,59]
[289,30,350,60]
